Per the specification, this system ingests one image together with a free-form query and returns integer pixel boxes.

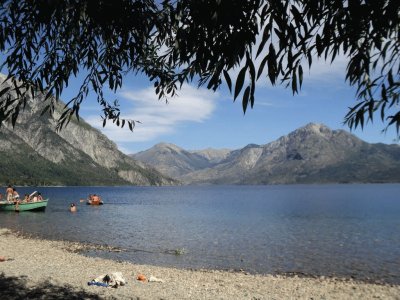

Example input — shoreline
[1,228,399,299]
[10,228,398,287]
[6,183,400,190]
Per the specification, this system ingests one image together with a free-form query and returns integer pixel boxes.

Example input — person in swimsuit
[12,188,20,202]
[6,185,13,202]
[70,203,77,212]
[23,194,30,202]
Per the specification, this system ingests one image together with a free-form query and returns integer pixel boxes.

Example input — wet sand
[0,228,399,299]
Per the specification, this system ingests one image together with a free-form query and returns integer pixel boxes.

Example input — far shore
[0,228,399,299]
[6,182,400,188]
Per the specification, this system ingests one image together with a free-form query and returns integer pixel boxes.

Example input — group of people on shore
[1,185,43,204]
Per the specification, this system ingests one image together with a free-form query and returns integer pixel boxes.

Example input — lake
[0,184,399,284]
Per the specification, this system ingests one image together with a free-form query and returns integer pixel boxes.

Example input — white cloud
[303,54,348,82]
[85,84,218,144]
[256,101,274,107]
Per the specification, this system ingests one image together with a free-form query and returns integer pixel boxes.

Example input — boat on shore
[0,199,49,212]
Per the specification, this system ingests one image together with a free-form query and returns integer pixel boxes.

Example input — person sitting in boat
[12,188,20,203]
[37,193,43,201]
[6,185,13,202]
[23,194,30,202]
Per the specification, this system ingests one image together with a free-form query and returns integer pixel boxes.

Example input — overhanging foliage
[0,0,399,133]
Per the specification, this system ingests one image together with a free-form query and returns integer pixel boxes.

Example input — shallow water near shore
[1,184,399,284]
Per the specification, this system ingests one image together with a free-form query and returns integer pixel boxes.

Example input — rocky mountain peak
[302,122,331,133]
[243,143,261,149]
[133,123,400,185]
[289,122,333,139]
[153,142,184,153]
[0,76,177,186]
[270,123,349,150]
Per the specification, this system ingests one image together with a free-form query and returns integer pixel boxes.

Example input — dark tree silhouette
[0,272,102,300]
[0,0,399,133]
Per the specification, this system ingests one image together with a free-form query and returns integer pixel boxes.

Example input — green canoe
[0,199,48,212]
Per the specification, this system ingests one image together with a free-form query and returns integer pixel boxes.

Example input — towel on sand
[88,272,126,288]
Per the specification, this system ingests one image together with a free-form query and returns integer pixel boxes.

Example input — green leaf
[0,86,10,98]
[11,105,20,128]
[256,25,270,58]
[291,70,297,94]
[257,55,269,80]
[242,86,250,113]
[234,65,247,100]
[381,102,386,121]
[298,65,303,88]
[248,57,256,83]
[388,70,394,86]
[223,70,232,93]
[316,34,323,56]
[40,105,50,116]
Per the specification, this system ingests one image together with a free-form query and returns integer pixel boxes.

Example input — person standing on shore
[6,185,13,203]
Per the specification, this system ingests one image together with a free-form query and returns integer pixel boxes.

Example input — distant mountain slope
[132,143,212,178]
[189,148,231,164]
[133,123,400,184]
[0,75,177,186]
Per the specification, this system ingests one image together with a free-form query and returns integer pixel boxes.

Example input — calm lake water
[1,184,399,284]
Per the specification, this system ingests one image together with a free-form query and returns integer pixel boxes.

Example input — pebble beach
[0,228,399,299]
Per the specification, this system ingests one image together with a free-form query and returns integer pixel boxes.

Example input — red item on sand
[137,274,147,282]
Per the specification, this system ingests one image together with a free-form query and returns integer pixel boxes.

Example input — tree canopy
[0,0,399,133]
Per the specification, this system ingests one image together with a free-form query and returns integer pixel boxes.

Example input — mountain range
[132,123,400,184]
[2,72,399,186]
[0,74,176,186]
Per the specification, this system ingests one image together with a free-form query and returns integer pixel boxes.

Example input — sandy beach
[0,228,399,300]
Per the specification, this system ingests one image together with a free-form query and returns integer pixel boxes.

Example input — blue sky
[63,54,398,154]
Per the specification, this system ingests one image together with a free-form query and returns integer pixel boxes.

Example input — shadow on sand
[0,273,104,300]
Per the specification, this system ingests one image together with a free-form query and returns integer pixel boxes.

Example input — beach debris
[88,281,109,287]
[0,256,14,262]
[164,248,186,255]
[62,241,124,253]
[88,272,127,288]
[148,275,164,283]
[174,248,185,255]
[136,274,147,282]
